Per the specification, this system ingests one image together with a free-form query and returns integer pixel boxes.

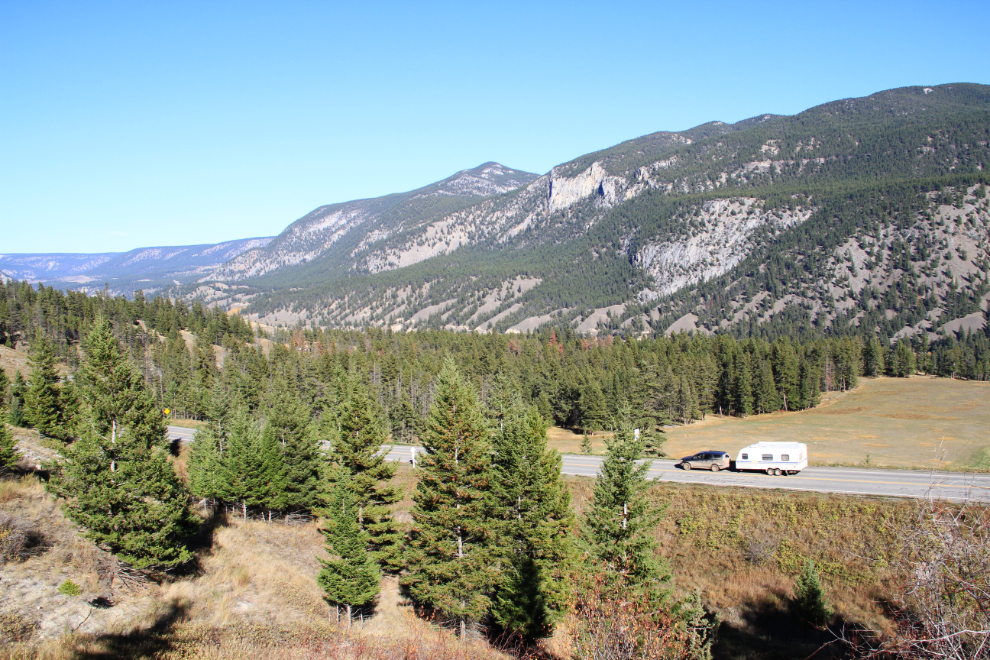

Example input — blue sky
[2,1,988,253]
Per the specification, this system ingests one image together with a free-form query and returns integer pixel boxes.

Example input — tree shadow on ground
[712,590,850,660]
[68,600,189,660]
[169,506,229,579]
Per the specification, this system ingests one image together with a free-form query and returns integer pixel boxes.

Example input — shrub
[0,513,29,563]
[57,579,82,597]
[571,572,715,659]
[0,612,37,643]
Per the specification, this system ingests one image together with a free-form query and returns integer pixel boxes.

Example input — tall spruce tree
[317,479,382,626]
[582,415,669,588]
[324,378,403,573]
[25,336,75,441]
[489,397,574,640]
[403,361,496,637]
[8,372,26,427]
[187,380,232,504]
[50,318,195,570]
[187,426,223,503]
[75,322,168,449]
[0,392,19,471]
[0,368,9,409]
[218,412,287,517]
[0,366,14,469]
[265,382,321,511]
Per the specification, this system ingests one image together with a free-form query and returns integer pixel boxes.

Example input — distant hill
[187,83,989,341]
[0,237,273,297]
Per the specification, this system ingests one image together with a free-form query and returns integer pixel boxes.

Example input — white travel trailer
[734,442,808,475]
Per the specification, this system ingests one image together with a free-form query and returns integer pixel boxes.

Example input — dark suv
[679,451,730,472]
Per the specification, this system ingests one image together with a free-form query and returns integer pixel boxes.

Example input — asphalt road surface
[384,444,990,503]
[168,427,990,502]
[167,425,197,444]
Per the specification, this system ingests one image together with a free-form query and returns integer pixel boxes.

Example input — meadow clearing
[549,376,990,471]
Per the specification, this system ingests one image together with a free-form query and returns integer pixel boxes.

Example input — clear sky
[2,1,988,254]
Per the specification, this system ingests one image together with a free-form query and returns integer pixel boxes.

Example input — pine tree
[734,352,754,416]
[8,372,26,427]
[0,369,9,408]
[0,367,14,470]
[325,378,403,573]
[76,321,167,449]
[489,401,574,640]
[187,380,232,504]
[402,360,496,637]
[798,356,821,410]
[25,336,74,441]
[265,383,320,511]
[580,380,611,433]
[218,412,287,517]
[864,337,885,377]
[0,395,19,471]
[49,318,195,570]
[755,360,781,414]
[675,373,700,424]
[187,426,224,503]
[582,417,668,588]
[891,339,916,377]
[317,480,381,626]
[771,339,800,412]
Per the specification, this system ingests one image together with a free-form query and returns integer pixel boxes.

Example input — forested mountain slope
[190,83,989,342]
[207,162,539,282]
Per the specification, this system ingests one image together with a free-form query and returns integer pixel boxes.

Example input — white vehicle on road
[735,442,808,476]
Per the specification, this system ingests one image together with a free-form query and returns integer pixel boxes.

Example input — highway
[168,427,990,502]
[385,444,990,503]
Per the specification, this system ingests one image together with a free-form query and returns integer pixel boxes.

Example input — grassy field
[549,377,990,471]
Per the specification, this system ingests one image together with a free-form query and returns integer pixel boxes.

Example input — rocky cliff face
[635,199,815,298]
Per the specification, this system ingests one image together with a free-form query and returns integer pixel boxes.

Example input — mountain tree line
[5,281,989,463]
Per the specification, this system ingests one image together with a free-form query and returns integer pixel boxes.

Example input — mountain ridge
[10,83,990,343]
[193,83,989,341]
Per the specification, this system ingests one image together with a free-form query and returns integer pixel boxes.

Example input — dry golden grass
[1,472,508,659]
[663,377,990,470]
[0,344,31,380]
[565,475,912,639]
[167,419,207,430]
[545,426,612,455]
[0,475,159,642]
[544,377,990,470]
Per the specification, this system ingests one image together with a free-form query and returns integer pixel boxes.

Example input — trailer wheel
[710,464,719,472]
[766,468,774,475]
[683,462,692,471]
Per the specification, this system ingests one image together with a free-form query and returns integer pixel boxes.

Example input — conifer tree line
[4,280,990,456]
